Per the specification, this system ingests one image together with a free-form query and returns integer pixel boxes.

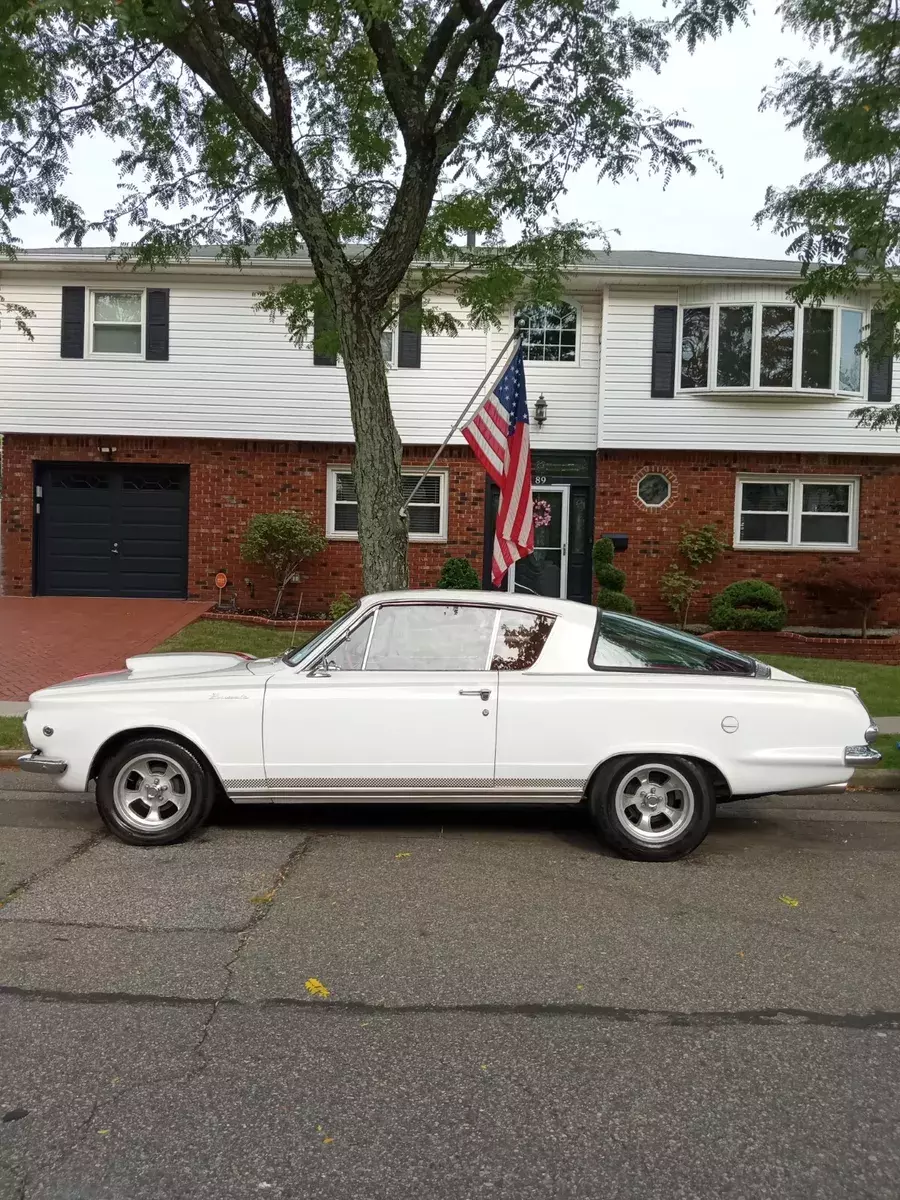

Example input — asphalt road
[2,772,900,1200]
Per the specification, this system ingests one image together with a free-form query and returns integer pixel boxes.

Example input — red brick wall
[1,435,488,612]
[596,450,900,628]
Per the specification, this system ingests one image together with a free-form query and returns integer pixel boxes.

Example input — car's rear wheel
[588,755,713,861]
[96,737,216,846]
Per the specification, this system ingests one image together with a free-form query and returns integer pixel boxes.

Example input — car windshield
[282,605,361,667]
[591,611,757,675]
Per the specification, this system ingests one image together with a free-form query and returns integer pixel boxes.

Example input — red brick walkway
[0,598,212,701]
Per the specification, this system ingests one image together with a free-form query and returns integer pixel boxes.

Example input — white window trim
[733,475,859,552]
[677,302,868,399]
[326,466,449,543]
[88,288,146,359]
[636,472,671,508]
[513,300,582,367]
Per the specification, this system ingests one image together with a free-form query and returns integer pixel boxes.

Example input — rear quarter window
[591,611,756,675]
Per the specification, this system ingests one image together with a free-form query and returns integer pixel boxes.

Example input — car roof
[358,590,598,626]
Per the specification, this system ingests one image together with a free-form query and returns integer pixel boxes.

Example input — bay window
[679,303,865,394]
[734,477,858,550]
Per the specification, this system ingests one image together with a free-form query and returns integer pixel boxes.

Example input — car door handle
[459,689,491,701]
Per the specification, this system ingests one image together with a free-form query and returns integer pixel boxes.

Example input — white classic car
[20,591,879,861]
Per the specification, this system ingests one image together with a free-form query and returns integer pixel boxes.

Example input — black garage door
[36,464,189,597]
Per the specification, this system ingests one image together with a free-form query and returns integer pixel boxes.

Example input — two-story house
[1,248,898,623]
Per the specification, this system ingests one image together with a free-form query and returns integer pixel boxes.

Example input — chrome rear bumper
[844,745,882,766]
[17,752,67,776]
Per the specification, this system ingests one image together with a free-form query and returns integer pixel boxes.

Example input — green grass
[873,735,900,770]
[0,717,27,750]
[762,655,900,717]
[153,618,315,659]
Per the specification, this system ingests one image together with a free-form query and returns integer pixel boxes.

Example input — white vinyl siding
[0,273,601,450]
[733,476,859,551]
[601,284,900,454]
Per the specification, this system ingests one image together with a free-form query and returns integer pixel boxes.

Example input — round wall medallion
[637,473,671,508]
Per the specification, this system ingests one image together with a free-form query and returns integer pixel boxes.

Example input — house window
[679,303,865,394]
[327,468,448,541]
[91,291,144,355]
[515,303,578,363]
[637,473,671,507]
[734,477,858,550]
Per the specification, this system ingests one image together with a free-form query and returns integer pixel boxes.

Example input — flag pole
[400,331,522,517]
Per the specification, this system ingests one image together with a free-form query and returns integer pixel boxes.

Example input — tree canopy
[0,0,748,589]
[759,0,900,430]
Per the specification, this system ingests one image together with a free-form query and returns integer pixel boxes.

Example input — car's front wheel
[96,737,216,846]
[588,755,713,861]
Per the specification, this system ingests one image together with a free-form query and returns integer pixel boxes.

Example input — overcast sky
[11,0,817,261]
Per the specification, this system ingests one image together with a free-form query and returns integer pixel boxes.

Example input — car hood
[29,652,286,700]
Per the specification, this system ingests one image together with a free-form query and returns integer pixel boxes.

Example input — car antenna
[290,594,303,649]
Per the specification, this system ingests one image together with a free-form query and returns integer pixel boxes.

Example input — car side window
[491,611,555,670]
[591,611,755,674]
[325,614,373,671]
[364,604,497,671]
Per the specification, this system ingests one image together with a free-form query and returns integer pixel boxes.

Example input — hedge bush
[437,556,480,589]
[709,580,787,632]
[593,537,635,614]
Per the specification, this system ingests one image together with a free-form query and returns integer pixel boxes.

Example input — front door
[262,602,500,796]
[508,485,569,599]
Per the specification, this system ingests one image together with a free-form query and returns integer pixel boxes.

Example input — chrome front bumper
[17,752,67,776]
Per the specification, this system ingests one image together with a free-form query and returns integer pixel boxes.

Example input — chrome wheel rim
[613,763,695,846]
[112,754,192,832]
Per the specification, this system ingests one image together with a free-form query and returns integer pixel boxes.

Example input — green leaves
[757,0,900,426]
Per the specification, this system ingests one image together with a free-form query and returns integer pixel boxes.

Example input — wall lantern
[533,393,548,428]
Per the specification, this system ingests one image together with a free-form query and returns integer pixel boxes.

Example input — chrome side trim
[844,745,882,766]
[775,782,848,796]
[17,752,67,776]
[226,785,584,805]
[224,776,585,791]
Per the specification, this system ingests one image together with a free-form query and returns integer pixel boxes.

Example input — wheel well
[582,753,731,803]
[89,727,221,789]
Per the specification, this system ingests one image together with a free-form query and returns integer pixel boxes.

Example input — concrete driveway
[2,778,899,1199]
[0,597,211,701]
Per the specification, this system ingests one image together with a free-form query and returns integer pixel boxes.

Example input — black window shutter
[313,300,338,366]
[60,287,85,358]
[397,295,422,369]
[145,288,170,361]
[867,310,893,403]
[650,305,677,398]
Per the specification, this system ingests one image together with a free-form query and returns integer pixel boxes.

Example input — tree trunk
[339,305,409,594]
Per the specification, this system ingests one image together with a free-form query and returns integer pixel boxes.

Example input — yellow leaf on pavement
[394,852,411,859]
[778,895,800,907]
[305,977,330,998]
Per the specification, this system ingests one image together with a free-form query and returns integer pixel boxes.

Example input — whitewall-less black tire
[588,754,714,861]
[96,736,216,846]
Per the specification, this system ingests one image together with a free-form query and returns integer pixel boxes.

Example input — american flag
[462,345,534,585]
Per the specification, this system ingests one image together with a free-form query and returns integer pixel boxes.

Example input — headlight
[865,724,879,745]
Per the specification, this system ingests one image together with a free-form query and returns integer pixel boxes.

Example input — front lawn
[153,619,316,659]
[762,654,900,717]
[873,735,900,770]
[0,717,27,750]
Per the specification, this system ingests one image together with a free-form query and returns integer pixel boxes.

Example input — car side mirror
[308,658,340,678]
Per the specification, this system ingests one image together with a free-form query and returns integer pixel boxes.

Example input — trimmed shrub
[593,537,635,614]
[241,510,327,618]
[328,592,356,620]
[437,556,480,589]
[710,580,788,632]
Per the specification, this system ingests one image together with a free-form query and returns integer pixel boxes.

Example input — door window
[491,611,555,670]
[326,614,374,671]
[364,604,498,671]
